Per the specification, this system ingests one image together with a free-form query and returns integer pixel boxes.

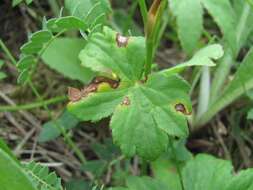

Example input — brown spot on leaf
[68,76,120,102]
[92,76,119,89]
[175,103,189,115]
[68,87,82,102]
[116,33,129,48]
[121,96,131,106]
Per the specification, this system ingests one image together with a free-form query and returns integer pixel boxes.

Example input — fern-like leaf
[23,162,63,190]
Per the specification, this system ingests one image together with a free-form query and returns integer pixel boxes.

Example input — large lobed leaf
[79,26,146,81]
[182,154,253,190]
[109,154,253,190]
[69,27,192,160]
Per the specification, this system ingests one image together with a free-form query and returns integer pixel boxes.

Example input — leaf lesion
[68,76,120,103]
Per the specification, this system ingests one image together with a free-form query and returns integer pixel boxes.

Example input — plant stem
[28,80,86,164]
[0,96,67,112]
[137,0,148,28]
[196,66,210,119]
[168,138,185,190]
[0,39,17,65]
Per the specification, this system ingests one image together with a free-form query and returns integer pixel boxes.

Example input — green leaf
[162,44,224,75]
[41,38,94,83]
[0,72,7,80]
[109,176,167,190]
[91,139,120,161]
[38,110,79,142]
[65,179,90,190]
[126,176,167,190]
[65,0,111,20]
[17,55,36,70]
[81,160,107,177]
[68,73,191,160]
[79,26,146,81]
[12,0,23,6]
[182,154,233,190]
[169,0,203,55]
[247,108,253,120]
[55,16,87,30]
[201,0,237,53]
[196,47,253,126]
[182,154,253,190]
[17,69,29,84]
[23,162,63,190]
[0,149,37,190]
[20,30,52,55]
[69,27,192,160]
[225,169,253,190]
[0,138,18,163]
[152,156,181,190]
[68,87,128,122]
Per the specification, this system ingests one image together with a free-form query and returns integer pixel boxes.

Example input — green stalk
[168,138,185,190]
[137,0,148,28]
[145,0,167,76]
[210,3,251,103]
[0,96,67,112]
[0,39,17,65]
[196,66,210,119]
[28,80,86,163]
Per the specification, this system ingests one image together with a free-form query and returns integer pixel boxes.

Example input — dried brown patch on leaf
[121,96,131,106]
[68,87,83,102]
[175,103,191,115]
[68,77,120,102]
[116,33,129,48]
[92,76,120,89]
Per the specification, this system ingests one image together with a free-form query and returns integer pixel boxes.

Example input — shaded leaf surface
[42,38,94,83]
[38,110,79,142]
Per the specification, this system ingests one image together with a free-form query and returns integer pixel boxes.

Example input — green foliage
[182,154,253,190]
[68,26,195,160]
[109,176,167,190]
[0,138,18,163]
[12,0,33,7]
[23,162,63,190]
[0,149,37,190]
[162,44,224,75]
[111,154,253,190]
[197,47,253,126]
[41,38,94,83]
[38,110,79,142]
[169,0,236,55]
[17,0,111,85]
[0,60,7,80]
[169,0,203,55]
